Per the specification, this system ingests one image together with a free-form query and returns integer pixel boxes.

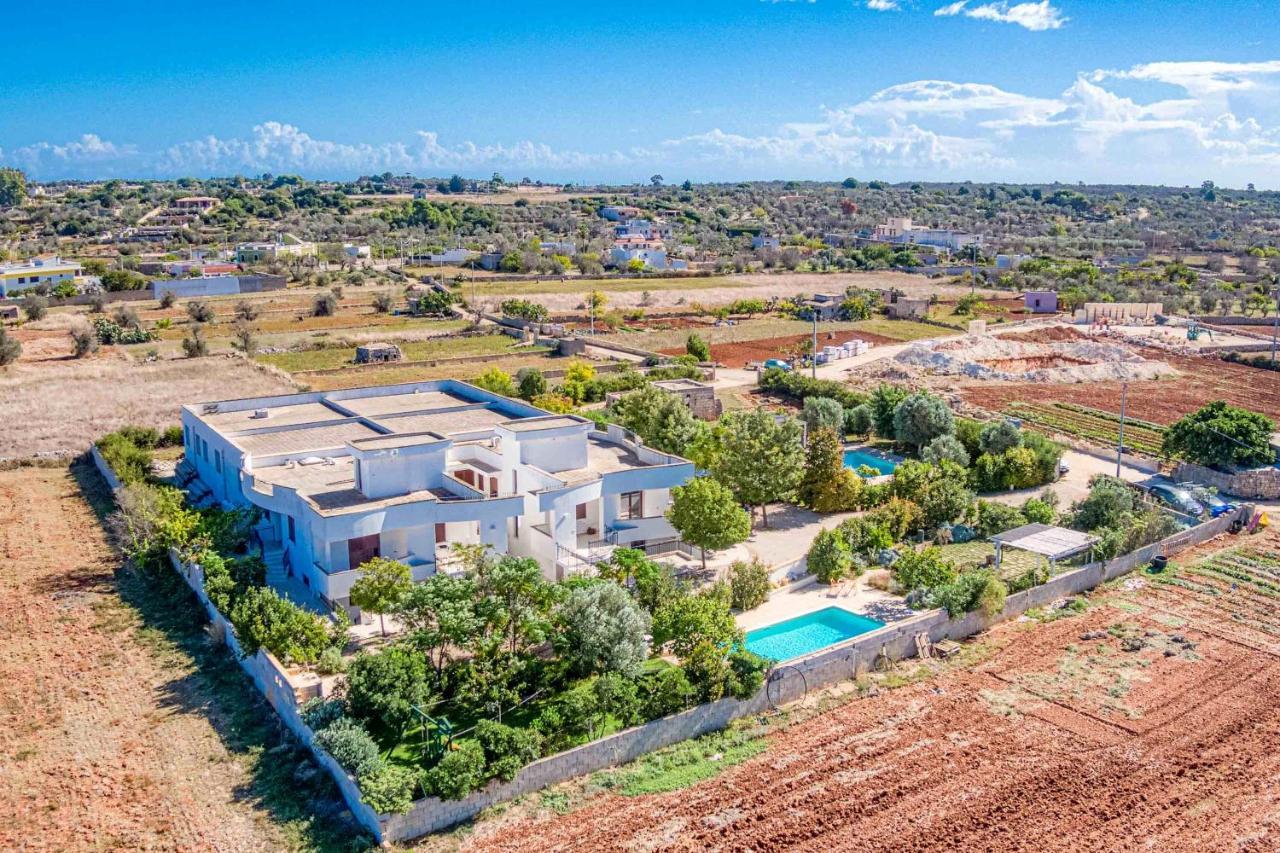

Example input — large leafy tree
[610,385,705,456]
[710,410,804,528]
[394,574,481,675]
[1162,401,1276,470]
[801,396,845,435]
[476,556,554,656]
[0,168,25,208]
[344,644,432,737]
[893,391,955,452]
[556,581,650,678]
[869,384,909,439]
[349,556,412,637]
[667,476,751,571]
[797,427,845,509]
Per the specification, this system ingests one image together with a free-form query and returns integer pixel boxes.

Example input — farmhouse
[180,380,696,617]
[235,233,317,264]
[872,217,982,253]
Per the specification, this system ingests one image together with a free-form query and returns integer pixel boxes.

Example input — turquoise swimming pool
[745,607,886,662]
[843,447,898,476]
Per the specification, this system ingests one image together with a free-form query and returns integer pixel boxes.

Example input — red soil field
[462,528,1280,852]
[960,349,1280,424]
[662,330,897,368]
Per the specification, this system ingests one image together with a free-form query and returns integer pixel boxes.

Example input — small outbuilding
[354,342,402,364]
[990,523,1098,571]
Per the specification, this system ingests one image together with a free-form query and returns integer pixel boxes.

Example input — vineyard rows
[1005,401,1166,456]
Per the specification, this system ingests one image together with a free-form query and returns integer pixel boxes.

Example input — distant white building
[539,240,577,255]
[614,219,672,241]
[751,235,781,251]
[412,248,471,265]
[180,380,696,616]
[609,244,688,271]
[235,233,317,264]
[0,255,82,296]
[872,217,982,252]
[343,243,372,260]
[599,205,642,222]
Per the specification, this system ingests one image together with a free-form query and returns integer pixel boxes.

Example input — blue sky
[4,0,1280,186]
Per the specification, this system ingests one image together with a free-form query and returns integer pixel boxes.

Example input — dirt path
[0,464,356,851]
[461,529,1280,852]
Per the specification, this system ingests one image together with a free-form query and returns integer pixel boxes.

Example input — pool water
[745,607,886,662]
[843,447,898,476]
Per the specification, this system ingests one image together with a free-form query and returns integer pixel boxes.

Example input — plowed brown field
[460,529,1280,853]
[960,348,1280,424]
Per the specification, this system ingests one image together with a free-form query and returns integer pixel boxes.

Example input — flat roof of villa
[190,382,547,457]
[502,415,588,433]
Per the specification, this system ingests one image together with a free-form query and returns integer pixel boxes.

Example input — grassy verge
[599,723,769,796]
[72,459,375,853]
[256,332,528,373]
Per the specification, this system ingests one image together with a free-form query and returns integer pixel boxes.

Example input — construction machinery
[1187,321,1214,341]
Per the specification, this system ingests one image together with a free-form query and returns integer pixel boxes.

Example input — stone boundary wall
[1174,460,1280,500]
[87,445,1249,844]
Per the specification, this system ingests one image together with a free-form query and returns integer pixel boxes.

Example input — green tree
[1162,401,1276,470]
[685,332,710,361]
[801,396,845,434]
[728,558,771,611]
[979,420,1023,455]
[22,294,48,321]
[1068,475,1136,531]
[892,547,957,593]
[350,555,409,635]
[395,574,480,675]
[610,385,704,456]
[556,582,650,678]
[845,404,874,436]
[651,587,741,659]
[421,740,486,800]
[797,426,845,509]
[227,586,337,665]
[0,168,26,207]
[869,384,909,438]
[807,527,852,584]
[893,392,954,452]
[667,477,751,571]
[709,410,804,528]
[477,556,554,656]
[922,434,970,467]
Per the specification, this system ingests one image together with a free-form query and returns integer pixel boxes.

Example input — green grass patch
[256,333,540,373]
[597,722,767,797]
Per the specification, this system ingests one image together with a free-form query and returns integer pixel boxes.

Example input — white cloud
[836,80,1063,126]
[935,1,1066,31]
[866,0,900,11]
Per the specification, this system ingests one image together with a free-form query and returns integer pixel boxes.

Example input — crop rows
[1005,401,1166,455]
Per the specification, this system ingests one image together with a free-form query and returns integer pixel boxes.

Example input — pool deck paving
[737,573,913,633]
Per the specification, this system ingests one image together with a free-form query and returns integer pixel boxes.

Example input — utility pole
[970,243,978,295]
[1116,381,1128,478]
[1271,283,1279,369]
[811,312,818,379]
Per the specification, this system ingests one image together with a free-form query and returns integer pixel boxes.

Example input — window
[214,450,222,474]
[287,516,296,543]
[620,491,643,520]
[576,503,587,520]
[347,534,380,569]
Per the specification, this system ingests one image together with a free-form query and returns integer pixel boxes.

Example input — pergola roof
[990,523,1098,561]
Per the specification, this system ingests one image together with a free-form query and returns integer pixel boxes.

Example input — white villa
[180,380,696,617]
[872,217,982,253]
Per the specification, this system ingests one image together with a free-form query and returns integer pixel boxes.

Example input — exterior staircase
[262,542,287,587]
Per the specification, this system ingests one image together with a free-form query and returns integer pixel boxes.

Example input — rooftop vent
[202,403,220,414]
[251,409,270,419]
[298,456,325,466]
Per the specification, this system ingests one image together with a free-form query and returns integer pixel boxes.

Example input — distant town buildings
[0,255,83,297]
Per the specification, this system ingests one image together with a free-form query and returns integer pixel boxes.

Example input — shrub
[345,645,432,736]
[228,586,337,665]
[516,367,546,401]
[235,299,260,321]
[929,569,1005,617]
[182,324,208,357]
[300,697,346,731]
[979,420,1023,455]
[922,434,970,467]
[1021,493,1057,525]
[186,300,215,322]
[808,528,852,584]
[685,332,710,361]
[0,327,21,366]
[232,322,257,355]
[421,740,486,800]
[500,298,548,322]
[316,646,348,675]
[371,291,394,314]
[314,718,384,778]
[1162,401,1276,470]
[726,649,769,699]
[759,367,866,409]
[96,431,154,485]
[639,666,695,719]
[974,500,1026,537]
[113,305,142,330]
[71,323,99,357]
[729,558,770,611]
[835,516,894,560]
[892,546,957,593]
[472,367,517,397]
[358,765,417,814]
[1068,475,1135,531]
[22,294,48,321]
[531,391,574,413]
[474,720,543,782]
[88,292,107,313]
[866,497,922,540]
[893,392,954,452]
[201,550,265,612]
[313,291,338,316]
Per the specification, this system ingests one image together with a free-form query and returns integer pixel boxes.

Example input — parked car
[763,358,791,371]
[1177,483,1236,518]
[1147,483,1207,517]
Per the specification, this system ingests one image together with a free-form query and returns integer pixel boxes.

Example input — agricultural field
[962,349,1280,425]
[0,350,296,460]
[603,316,940,354]
[298,352,574,392]
[1004,401,1167,456]
[454,526,1280,852]
[255,331,535,374]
